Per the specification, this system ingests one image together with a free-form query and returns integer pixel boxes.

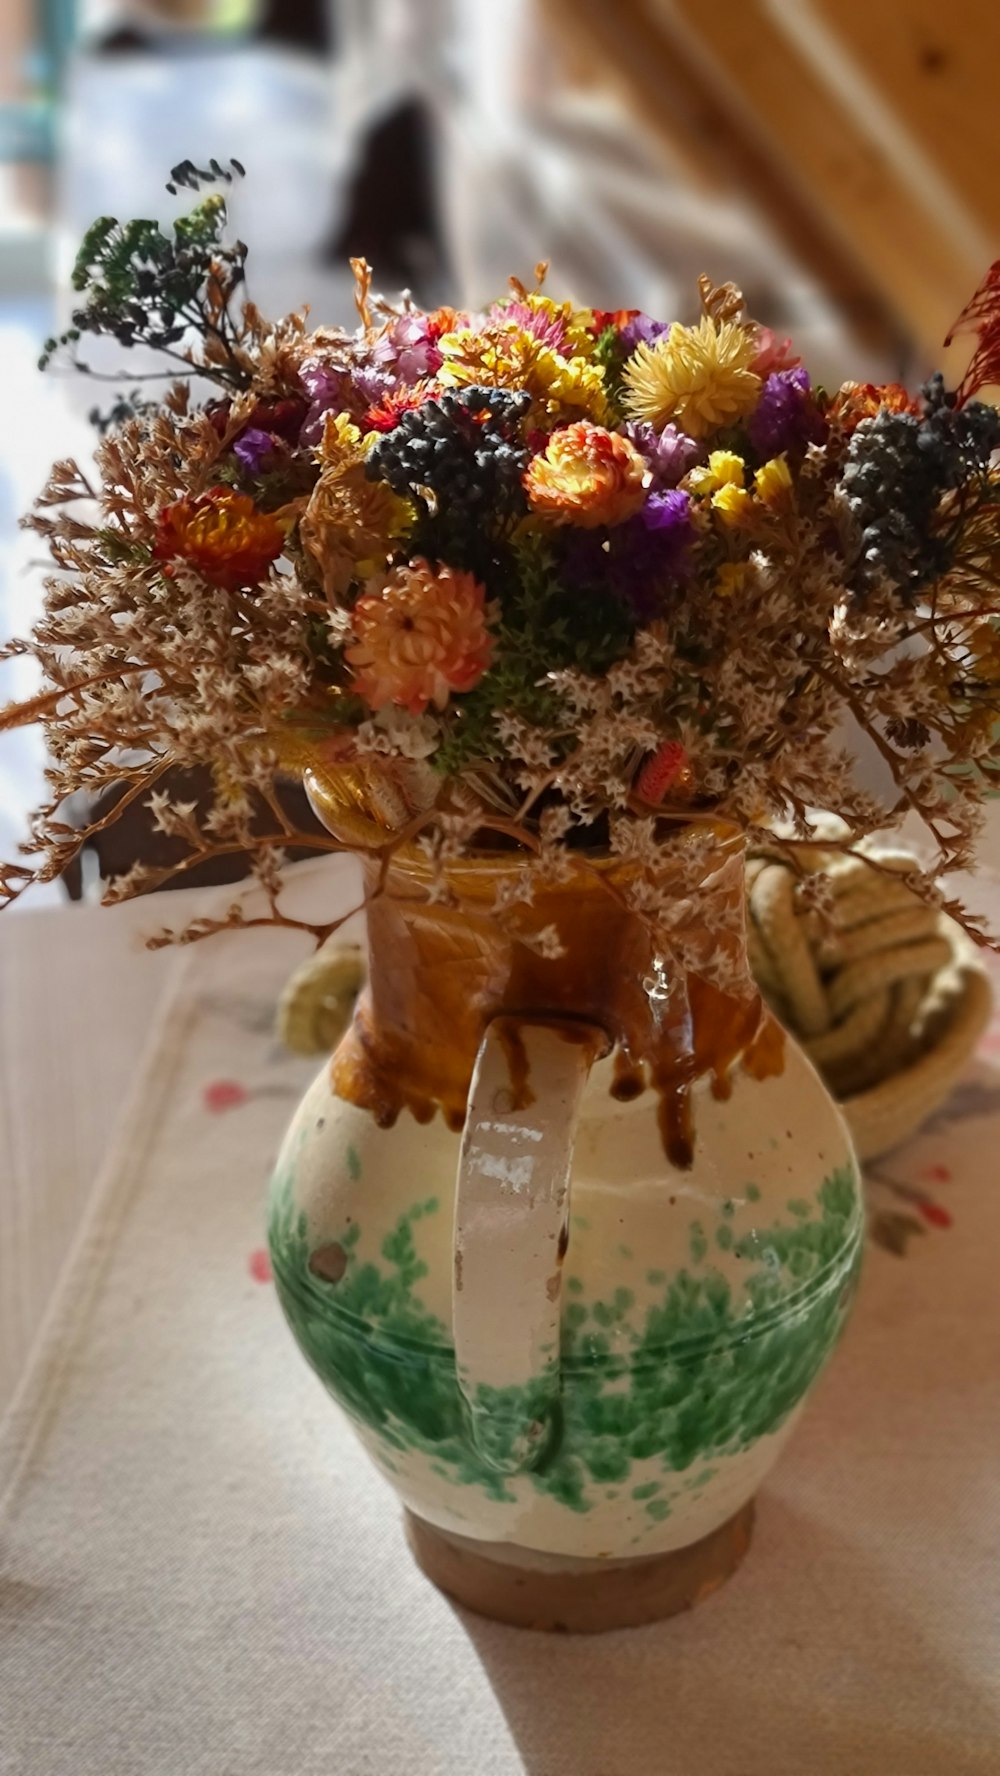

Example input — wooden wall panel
[810,0,1000,241]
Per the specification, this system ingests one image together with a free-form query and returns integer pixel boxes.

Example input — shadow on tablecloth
[456,1493,1000,1776]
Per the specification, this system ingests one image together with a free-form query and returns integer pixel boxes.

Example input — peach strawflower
[523,421,648,527]
[623,316,761,437]
[347,558,493,714]
[153,486,286,592]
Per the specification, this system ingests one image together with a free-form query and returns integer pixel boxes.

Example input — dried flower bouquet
[3,161,1000,965]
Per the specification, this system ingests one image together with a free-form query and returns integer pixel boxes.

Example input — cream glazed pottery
[267,835,863,1630]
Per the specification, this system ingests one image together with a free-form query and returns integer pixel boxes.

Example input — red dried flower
[635,741,692,803]
[426,306,461,342]
[364,380,434,433]
[590,308,641,334]
[207,395,306,442]
[153,486,286,591]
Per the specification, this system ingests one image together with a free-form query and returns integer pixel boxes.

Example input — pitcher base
[403,1500,755,1632]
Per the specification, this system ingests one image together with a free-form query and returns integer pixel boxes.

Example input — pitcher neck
[329,838,784,1163]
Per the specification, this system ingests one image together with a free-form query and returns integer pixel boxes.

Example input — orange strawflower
[830,382,923,429]
[523,422,648,527]
[153,486,285,591]
[347,558,493,714]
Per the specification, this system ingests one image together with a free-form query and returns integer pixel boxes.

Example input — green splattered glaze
[268,1161,862,1516]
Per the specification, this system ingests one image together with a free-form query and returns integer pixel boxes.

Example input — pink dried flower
[372,312,445,383]
[347,559,494,714]
[751,327,802,379]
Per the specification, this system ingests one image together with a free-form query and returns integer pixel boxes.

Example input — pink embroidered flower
[919,1201,953,1229]
[247,1247,273,1282]
[347,559,493,714]
[203,1078,249,1113]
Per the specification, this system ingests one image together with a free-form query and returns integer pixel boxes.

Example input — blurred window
[0,1,77,168]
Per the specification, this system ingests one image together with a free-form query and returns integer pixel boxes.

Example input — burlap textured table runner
[2,900,999,1775]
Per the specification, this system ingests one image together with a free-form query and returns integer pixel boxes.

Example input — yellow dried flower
[711,483,753,527]
[623,317,761,436]
[688,450,746,495]
[754,455,794,508]
[498,293,597,361]
[715,562,749,597]
[317,410,366,468]
[438,326,609,424]
[537,349,610,421]
[301,466,412,602]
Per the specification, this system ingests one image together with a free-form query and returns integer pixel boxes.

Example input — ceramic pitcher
[267,819,862,1630]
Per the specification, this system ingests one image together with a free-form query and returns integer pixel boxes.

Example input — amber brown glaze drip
[493,1017,537,1112]
[611,1051,646,1103]
[329,837,785,1168]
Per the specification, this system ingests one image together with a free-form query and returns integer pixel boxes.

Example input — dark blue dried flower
[840,390,1000,593]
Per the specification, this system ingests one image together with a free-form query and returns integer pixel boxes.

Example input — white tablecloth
[3,860,1000,1774]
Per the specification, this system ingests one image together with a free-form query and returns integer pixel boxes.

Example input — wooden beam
[661,0,987,359]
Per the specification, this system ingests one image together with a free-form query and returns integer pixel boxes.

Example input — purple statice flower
[372,312,444,383]
[620,312,671,352]
[748,366,827,458]
[562,490,694,618]
[637,487,694,548]
[232,427,277,473]
[624,421,699,488]
[300,359,345,406]
[353,363,395,407]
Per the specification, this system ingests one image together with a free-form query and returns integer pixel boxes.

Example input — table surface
[2,851,1000,1775]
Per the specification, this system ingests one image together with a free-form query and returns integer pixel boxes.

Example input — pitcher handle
[453,1015,606,1475]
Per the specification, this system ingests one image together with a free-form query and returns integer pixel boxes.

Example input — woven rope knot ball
[747,843,991,1159]
[277,943,365,1058]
